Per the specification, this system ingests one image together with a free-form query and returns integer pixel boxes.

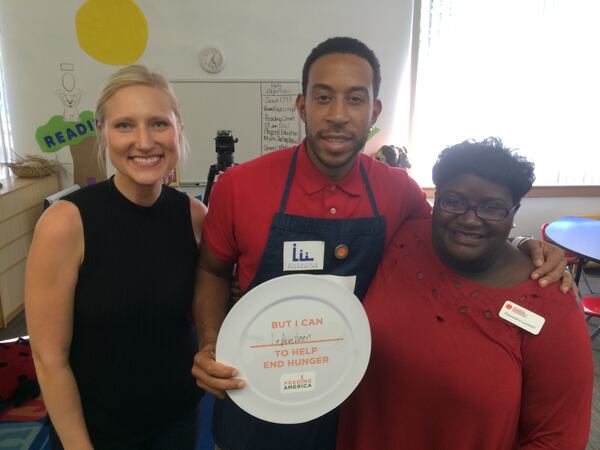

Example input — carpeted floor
[0,393,216,450]
[0,399,49,449]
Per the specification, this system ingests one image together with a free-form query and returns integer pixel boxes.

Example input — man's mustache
[315,126,354,138]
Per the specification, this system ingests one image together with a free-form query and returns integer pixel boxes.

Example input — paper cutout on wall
[368,127,380,140]
[69,136,107,188]
[35,111,96,153]
[35,111,106,187]
[56,70,82,121]
[75,0,148,65]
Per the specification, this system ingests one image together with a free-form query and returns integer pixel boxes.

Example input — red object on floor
[0,338,37,401]
[0,398,46,422]
[581,296,600,341]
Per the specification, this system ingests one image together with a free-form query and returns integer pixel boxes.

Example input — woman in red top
[337,137,593,450]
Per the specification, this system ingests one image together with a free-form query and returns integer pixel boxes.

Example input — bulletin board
[170,80,302,185]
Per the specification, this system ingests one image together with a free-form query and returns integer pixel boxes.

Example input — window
[410,0,600,187]
[0,38,14,178]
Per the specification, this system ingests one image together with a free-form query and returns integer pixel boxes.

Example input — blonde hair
[95,65,189,165]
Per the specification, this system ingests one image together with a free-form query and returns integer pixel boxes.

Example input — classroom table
[544,216,600,285]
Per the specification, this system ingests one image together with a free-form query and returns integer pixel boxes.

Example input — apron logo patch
[283,241,324,271]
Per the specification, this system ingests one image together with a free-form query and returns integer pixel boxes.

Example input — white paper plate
[216,274,371,424]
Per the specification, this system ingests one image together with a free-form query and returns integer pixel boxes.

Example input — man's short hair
[301,37,382,98]
[432,137,536,203]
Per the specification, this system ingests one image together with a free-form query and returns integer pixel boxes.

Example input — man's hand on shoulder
[517,238,576,295]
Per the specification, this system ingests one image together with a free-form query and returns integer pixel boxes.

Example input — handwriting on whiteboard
[261,82,301,153]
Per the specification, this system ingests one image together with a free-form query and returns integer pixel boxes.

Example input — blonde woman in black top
[25,65,207,450]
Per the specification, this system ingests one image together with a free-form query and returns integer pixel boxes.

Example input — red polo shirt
[203,142,430,290]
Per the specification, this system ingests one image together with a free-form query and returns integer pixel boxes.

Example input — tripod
[203,153,236,206]
[203,130,239,206]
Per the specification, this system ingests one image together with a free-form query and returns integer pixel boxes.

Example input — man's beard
[304,125,369,169]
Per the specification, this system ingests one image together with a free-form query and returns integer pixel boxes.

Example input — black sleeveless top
[64,178,201,443]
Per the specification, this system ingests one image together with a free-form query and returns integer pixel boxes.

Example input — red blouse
[337,218,593,450]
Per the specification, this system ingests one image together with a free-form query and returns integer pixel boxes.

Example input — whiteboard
[171,80,302,185]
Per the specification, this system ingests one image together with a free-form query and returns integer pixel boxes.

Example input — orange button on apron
[335,244,349,260]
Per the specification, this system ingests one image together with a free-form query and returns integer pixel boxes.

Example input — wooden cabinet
[0,174,61,327]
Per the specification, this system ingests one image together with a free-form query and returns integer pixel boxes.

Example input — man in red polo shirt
[200,136,429,292]
[192,37,570,450]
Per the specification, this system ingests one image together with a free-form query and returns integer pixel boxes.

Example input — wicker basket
[1,155,59,178]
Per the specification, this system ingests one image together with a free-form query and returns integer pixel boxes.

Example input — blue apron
[213,145,386,450]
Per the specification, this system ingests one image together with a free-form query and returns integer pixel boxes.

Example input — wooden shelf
[0,174,61,327]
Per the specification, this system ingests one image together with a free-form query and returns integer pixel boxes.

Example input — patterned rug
[0,398,49,450]
[0,395,215,450]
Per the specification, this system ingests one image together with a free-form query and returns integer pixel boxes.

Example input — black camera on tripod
[204,130,239,205]
[214,130,238,169]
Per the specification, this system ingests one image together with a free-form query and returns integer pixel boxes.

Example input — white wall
[514,197,600,239]
[0,0,414,185]
[1,1,598,229]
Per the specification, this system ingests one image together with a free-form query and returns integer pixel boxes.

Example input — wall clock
[199,46,225,73]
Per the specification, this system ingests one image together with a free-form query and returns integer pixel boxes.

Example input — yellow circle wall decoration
[75,0,148,66]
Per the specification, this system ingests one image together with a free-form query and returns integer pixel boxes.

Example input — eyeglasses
[435,195,517,221]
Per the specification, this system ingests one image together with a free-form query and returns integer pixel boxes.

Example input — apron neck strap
[278,144,380,217]
[278,145,302,212]
[359,161,380,216]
